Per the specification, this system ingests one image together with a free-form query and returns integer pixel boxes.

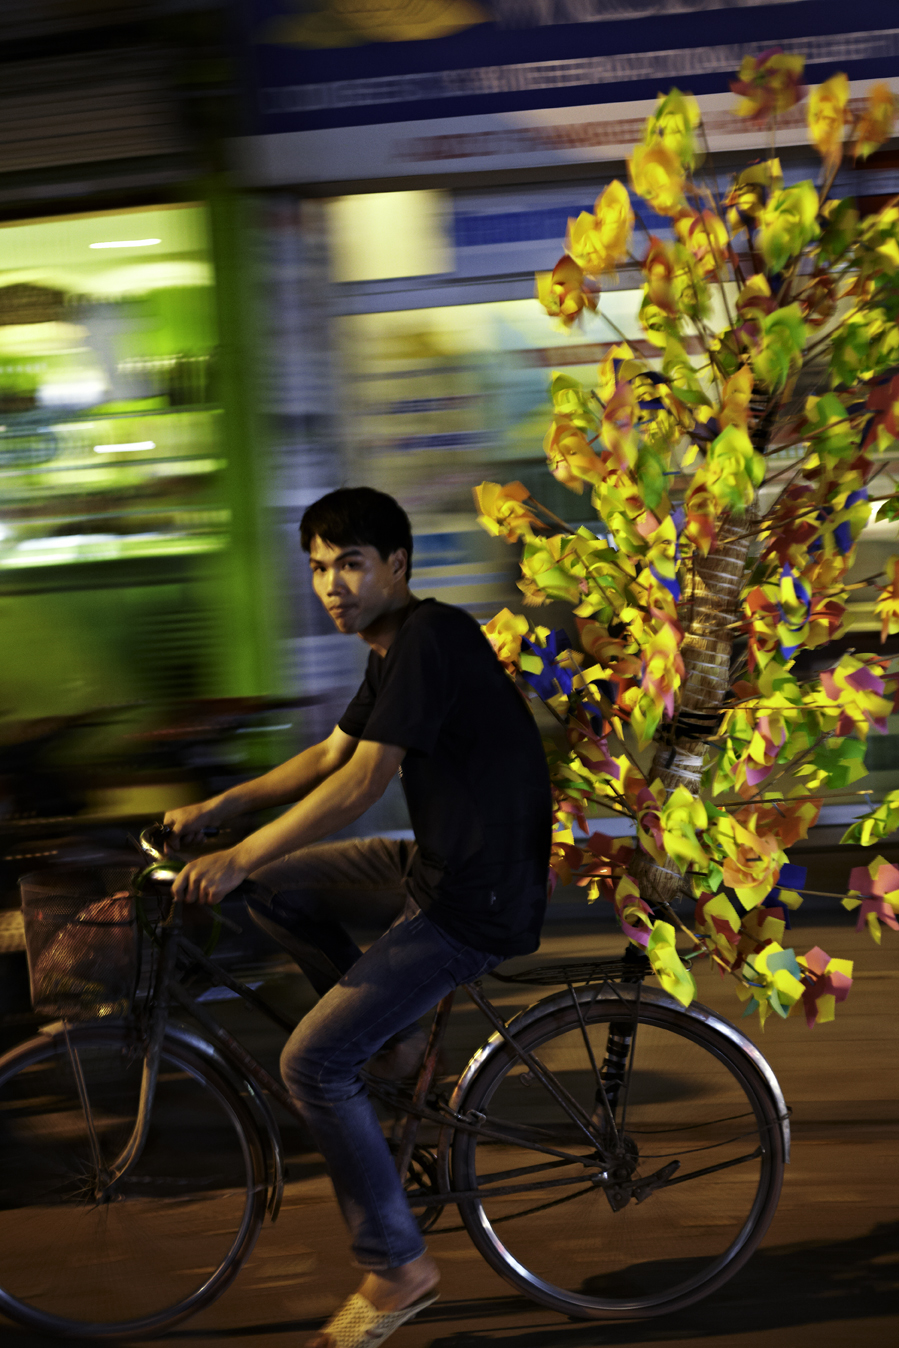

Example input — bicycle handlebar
[132,823,261,927]
[138,823,170,864]
[138,822,220,864]
[133,824,194,895]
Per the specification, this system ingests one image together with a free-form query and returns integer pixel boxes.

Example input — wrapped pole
[632,521,755,907]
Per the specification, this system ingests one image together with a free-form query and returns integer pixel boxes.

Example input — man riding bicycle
[164,486,551,1348]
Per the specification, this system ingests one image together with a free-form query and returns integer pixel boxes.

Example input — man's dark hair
[300,487,413,579]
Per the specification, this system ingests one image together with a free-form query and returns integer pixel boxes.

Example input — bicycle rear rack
[489,951,651,987]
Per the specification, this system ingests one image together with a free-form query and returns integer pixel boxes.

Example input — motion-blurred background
[1,1,898,1012]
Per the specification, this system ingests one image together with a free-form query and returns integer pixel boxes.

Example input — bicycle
[0,825,789,1338]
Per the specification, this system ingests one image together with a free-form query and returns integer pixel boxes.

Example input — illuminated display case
[0,202,269,721]
[0,205,225,571]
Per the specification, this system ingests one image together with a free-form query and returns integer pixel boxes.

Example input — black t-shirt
[338,598,551,955]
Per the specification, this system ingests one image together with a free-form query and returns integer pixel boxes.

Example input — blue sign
[242,0,899,134]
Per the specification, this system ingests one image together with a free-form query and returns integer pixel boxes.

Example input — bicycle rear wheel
[0,1025,267,1338]
[451,993,785,1319]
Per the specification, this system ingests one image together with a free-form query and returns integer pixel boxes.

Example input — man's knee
[280,1021,364,1102]
[279,1034,311,1099]
[242,876,331,945]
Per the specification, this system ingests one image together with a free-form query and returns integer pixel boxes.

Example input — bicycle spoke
[616,981,641,1137]
[625,1108,757,1135]
[567,983,617,1144]
[434,1182,597,1236]
[638,1124,772,1161]
[62,1024,105,1179]
[661,1147,764,1186]
[474,1157,590,1185]
[462,1111,591,1154]
[472,1184,596,1226]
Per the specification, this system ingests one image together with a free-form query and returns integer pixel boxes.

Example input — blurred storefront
[0,1,279,712]
[1,204,238,711]
[0,3,281,852]
[0,0,284,707]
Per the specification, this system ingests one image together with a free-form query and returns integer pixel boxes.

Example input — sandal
[311,1288,439,1348]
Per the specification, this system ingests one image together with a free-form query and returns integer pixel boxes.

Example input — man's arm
[172,738,405,904]
[164,725,359,845]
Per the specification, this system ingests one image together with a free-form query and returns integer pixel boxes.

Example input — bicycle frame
[59,830,790,1220]
[164,948,786,1216]
[70,912,622,1215]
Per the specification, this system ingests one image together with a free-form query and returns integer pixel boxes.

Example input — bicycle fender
[450,983,790,1163]
[163,1021,286,1219]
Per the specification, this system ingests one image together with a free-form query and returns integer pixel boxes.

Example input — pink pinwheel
[574,831,635,905]
[846,858,899,943]
[819,658,892,738]
[742,713,787,790]
[731,48,806,123]
[861,373,899,453]
[797,946,853,1026]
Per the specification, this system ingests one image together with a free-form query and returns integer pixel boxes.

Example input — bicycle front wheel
[451,992,785,1319]
[0,1025,267,1338]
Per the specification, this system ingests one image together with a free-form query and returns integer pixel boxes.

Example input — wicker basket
[20,867,138,1020]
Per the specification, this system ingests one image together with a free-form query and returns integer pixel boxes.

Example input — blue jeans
[245,839,503,1269]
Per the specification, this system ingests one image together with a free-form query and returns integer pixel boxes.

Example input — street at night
[3,915,894,1348]
[3,5,899,1347]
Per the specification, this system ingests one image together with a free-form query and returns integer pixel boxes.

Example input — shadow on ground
[424,1220,899,1344]
[2,1222,894,1347]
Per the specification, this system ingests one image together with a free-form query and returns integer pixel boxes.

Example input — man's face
[308,537,408,634]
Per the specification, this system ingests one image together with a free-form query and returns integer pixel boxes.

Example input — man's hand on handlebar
[172,847,250,906]
[163,800,226,850]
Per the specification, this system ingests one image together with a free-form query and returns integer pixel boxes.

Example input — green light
[93,441,156,453]
[89,239,162,249]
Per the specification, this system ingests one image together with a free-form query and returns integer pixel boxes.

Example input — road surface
[2,914,897,1348]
